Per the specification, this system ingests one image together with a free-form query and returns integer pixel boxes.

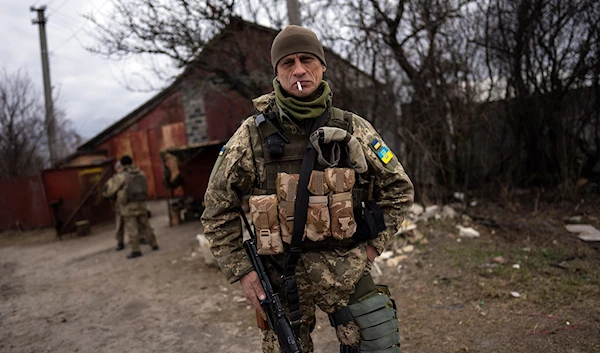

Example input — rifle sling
[285,108,330,336]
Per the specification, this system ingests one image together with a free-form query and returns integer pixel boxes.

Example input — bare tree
[310,0,599,196]
[303,0,478,202]
[84,0,289,98]
[0,70,83,177]
[84,0,599,198]
[85,0,234,66]
[0,69,47,177]
[478,0,600,189]
[86,0,481,201]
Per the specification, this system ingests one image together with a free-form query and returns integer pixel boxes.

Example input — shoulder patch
[370,138,395,164]
[209,144,229,184]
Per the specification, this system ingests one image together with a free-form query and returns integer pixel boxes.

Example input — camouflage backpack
[125,170,148,202]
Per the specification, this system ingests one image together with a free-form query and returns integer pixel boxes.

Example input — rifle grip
[256,309,269,330]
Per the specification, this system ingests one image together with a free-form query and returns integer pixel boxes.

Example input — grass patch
[440,233,600,310]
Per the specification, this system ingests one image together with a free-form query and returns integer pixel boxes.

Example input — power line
[49,8,80,23]
[48,0,72,16]
[50,25,86,51]
[33,0,59,8]
[48,0,111,52]
[47,18,75,33]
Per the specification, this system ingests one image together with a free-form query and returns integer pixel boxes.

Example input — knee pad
[329,286,401,353]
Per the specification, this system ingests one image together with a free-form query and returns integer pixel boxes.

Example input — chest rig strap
[285,108,330,336]
[255,112,290,159]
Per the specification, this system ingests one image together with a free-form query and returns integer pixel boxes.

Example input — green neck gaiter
[273,79,331,120]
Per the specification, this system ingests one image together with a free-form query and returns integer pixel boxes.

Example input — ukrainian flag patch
[377,146,394,164]
[219,146,226,156]
[371,139,381,150]
[371,138,395,165]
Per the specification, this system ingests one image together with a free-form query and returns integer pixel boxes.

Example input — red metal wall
[43,162,115,234]
[201,24,275,142]
[204,89,253,142]
[0,175,53,230]
[98,91,188,198]
[178,145,222,202]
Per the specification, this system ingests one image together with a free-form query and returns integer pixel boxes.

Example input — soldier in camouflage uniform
[103,155,159,259]
[108,161,126,251]
[201,25,414,352]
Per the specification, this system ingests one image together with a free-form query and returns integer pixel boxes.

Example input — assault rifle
[240,211,301,353]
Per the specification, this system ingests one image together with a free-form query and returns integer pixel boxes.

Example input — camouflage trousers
[115,213,124,243]
[123,214,158,252]
[117,214,153,245]
[261,243,371,353]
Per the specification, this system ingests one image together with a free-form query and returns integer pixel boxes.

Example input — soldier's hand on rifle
[240,270,267,320]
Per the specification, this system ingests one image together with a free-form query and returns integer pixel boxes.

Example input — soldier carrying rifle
[202,25,414,353]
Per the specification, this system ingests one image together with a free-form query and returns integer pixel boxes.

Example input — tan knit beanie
[271,25,326,72]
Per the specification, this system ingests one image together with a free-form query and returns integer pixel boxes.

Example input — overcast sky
[1,0,170,141]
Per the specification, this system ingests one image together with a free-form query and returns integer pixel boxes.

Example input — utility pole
[287,0,302,26]
[31,5,57,167]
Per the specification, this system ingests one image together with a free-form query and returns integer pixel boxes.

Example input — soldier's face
[276,53,326,99]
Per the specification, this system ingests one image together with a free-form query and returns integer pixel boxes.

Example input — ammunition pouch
[249,195,283,255]
[307,170,330,195]
[330,192,356,240]
[305,196,330,241]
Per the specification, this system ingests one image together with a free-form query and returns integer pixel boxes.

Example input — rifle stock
[241,212,300,353]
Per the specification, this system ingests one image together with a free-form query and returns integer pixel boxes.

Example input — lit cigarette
[297,81,303,92]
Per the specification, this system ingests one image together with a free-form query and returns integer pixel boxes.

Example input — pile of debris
[373,198,483,274]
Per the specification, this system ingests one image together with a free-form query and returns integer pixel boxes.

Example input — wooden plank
[148,127,168,198]
[162,122,187,149]
[112,136,133,160]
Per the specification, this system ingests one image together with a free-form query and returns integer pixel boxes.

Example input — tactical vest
[247,107,371,253]
[249,107,368,195]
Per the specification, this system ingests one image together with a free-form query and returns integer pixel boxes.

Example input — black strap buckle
[266,134,285,158]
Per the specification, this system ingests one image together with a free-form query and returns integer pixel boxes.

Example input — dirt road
[0,201,339,353]
[1,198,599,352]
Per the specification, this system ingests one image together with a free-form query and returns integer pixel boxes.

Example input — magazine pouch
[276,173,299,244]
[304,195,330,242]
[329,192,357,240]
[307,170,330,196]
[249,195,283,255]
[325,168,356,240]
[324,167,355,193]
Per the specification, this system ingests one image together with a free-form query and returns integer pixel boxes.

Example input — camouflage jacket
[102,165,148,217]
[201,92,414,283]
